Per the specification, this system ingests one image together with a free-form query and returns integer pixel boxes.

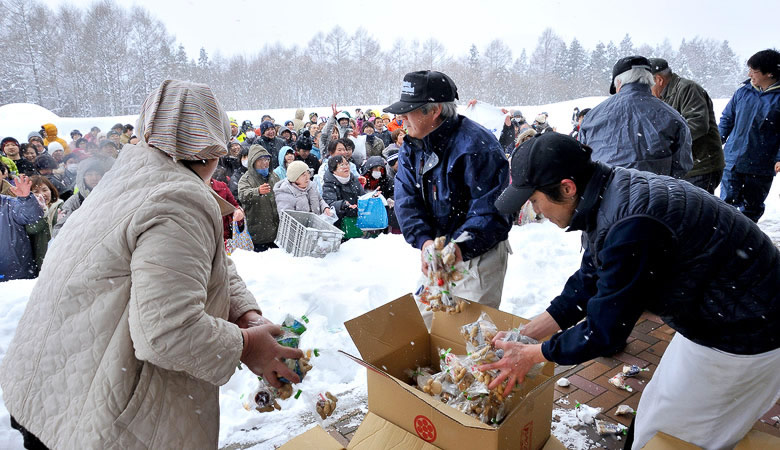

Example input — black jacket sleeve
[545,246,599,330]
[541,217,674,365]
[498,123,515,150]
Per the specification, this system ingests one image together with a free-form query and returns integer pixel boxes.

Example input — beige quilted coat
[0,144,259,449]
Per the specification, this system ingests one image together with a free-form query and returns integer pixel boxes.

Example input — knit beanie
[260,121,274,134]
[286,160,310,182]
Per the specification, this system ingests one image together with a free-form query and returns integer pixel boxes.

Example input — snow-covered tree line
[0,0,746,117]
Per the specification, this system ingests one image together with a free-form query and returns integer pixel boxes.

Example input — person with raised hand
[0,173,45,281]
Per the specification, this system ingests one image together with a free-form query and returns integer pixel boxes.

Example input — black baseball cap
[648,58,669,74]
[610,56,652,95]
[384,70,459,114]
[495,132,593,214]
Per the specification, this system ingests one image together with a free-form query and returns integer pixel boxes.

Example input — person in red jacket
[210,177,244,241]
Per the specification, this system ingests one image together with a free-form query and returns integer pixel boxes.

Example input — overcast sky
[46,0,777,63]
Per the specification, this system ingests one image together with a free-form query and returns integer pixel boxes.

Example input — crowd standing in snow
[0,47,778,449]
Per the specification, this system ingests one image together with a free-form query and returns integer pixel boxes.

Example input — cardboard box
[642,429,780,450]
[280,414,567,450]
[338,294,559,450]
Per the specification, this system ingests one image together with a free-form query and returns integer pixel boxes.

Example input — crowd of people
[0,47,778,450]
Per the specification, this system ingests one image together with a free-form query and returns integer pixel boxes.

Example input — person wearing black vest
[481,132,779,449]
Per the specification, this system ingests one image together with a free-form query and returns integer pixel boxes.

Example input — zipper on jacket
[418,156,426,203]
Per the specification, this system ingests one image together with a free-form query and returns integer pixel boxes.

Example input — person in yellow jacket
[41,123,70,155]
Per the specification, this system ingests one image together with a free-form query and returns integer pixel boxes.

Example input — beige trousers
[418,240,511,328]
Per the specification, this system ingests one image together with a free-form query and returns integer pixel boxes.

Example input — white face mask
[241,159,248,168]
[67,164,78,174]
[371,170,382,179]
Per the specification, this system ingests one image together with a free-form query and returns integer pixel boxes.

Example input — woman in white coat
[0,80,302,449]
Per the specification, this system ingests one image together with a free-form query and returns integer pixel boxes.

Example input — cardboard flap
[348,412,440,449]
[642,432,702,449]
[338,350,392,379]
[345,295,428,363]
[431,300,529,346]
[734,430,780,449]
[279,425,345,450]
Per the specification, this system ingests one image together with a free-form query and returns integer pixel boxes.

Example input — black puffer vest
[577,163,779,355]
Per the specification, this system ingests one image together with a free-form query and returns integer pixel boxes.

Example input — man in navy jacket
[718,48,780,222]
[386,71,512,310]
[482,132,779,449]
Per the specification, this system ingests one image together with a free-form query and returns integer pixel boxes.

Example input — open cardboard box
[280,413,567,449]
[320,294,558,450]
[642,430,780,450]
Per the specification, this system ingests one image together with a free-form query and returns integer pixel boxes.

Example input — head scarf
[136,80,230,161]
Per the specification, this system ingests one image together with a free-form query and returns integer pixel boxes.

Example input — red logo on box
[414,415,437,442]
[520,421,533,450]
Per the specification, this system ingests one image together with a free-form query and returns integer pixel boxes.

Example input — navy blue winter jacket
[1,194,44,281]
[718,80,780,176]
[394,115,512,261]
[579,83,693,178]
[541,163,779,364]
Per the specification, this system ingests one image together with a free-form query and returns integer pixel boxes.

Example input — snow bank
[0,96,730,148]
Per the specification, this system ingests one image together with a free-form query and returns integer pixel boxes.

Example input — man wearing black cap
[294,130,320,173]
[579,56,693,178]
[386,70,512,314]
[480,132,780,449]
[649,58,725,194]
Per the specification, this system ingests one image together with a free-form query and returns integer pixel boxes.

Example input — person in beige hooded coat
[0,80,302,449]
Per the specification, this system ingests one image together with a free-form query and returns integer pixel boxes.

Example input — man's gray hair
[420,101,458,119]
[655,67,673,78]
[614,68,655,90]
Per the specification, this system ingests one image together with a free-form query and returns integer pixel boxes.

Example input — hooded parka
[238,145,280,245]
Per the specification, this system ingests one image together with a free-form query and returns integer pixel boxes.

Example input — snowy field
[1,98,778,449]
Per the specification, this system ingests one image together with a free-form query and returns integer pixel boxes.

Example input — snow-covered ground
[0,98,777,449]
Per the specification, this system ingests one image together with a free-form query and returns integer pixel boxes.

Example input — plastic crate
[274,210,344,258]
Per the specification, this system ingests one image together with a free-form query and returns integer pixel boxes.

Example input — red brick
[649,329,673,342]
[327,430,350,447]
[751,419,780,435]
[630,329,660,345]
[623,377,646,393]
[657,324,675,334]
[568,374,608,397]
[637,350,661,365]
[593,372,634,396]
[646,340,670,355]
[633,320,661,334]
[624,339,651,355]
[593,356,623,369]
[622,392,642,410]
[589,390,630,412]
[607,405,635,427]
[554,382,577,395]
[577,362,612,380]
[613,352,650,368]
[760,404,780,424]
[566,389,596,407]
[641,312,664,324]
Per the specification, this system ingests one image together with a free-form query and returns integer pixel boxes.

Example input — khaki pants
[418,240,510,328]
